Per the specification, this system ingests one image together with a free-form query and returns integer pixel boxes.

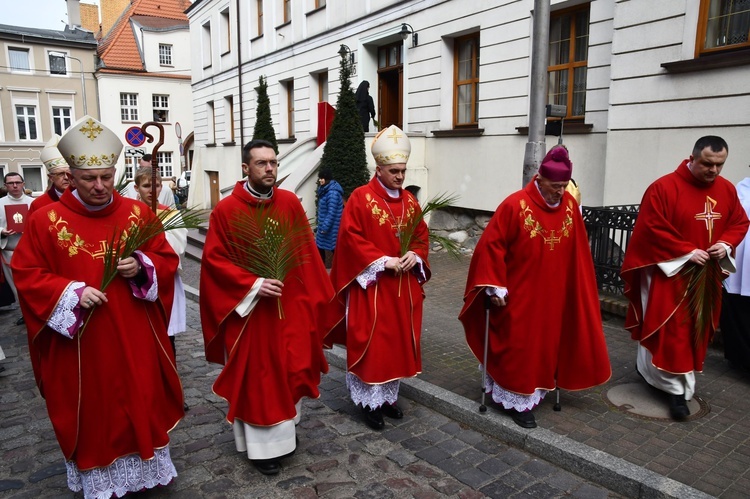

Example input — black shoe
[183,401,190,412]
[509,409,537,429]
[15,316,24,326]
[252,459,280,475]
[381,403,403,419]
[668,394,690,421]
[361,406,384,430]
[0,366,5,373]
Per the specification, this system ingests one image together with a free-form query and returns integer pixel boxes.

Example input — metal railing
[582,204,640,296]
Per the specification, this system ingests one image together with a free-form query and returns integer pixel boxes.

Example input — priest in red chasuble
[200,139,333,476]
[11,115,183,498]
[622,136,749,421]
[325,125,431,431]
[459,146,611,429]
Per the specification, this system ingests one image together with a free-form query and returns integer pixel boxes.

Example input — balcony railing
[582,204,640,296]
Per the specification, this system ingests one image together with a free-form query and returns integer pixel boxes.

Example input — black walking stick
[553,387,561,411]
[479,294,491,413]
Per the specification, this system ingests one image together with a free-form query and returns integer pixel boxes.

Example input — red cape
[200,183,333,426]
[28,188,62,217]
[12,191,182,470]
[325,177,431,383]
[621,161,749,372]
[459,178,611,395]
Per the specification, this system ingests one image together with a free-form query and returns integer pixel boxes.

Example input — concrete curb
[324,346,712,499]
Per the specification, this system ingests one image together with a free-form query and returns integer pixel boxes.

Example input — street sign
[175,121,182,139]
[125,147,146,157]
[125,126,146,147]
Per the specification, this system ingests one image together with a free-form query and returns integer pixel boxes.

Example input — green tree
[252,75,278,154]
[319,53,369,199]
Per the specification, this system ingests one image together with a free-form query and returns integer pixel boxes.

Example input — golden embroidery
[79,118,103,141]
[694,196,721,244]
[519,199,574,250]
[365,192,417,236]
[46,207,141,260]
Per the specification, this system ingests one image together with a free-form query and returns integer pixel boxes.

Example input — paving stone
[28,463,66,483]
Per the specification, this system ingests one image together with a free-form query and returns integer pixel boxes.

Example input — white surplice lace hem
[356,257,389,289]
[481,368,547,411]
[346,372,400,409]
[66,445,176,499]
[48,282,86,338]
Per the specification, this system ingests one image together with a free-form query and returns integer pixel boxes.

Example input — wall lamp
[400,23,418,47]
[338,44,354,66]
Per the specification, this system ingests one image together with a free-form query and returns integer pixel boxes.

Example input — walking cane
[553,387,561,411]
[479,294,491,413]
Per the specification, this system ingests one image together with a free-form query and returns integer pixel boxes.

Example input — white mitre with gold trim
[40,134,69,173]
[371,125,411,166]
[57,115,123,169]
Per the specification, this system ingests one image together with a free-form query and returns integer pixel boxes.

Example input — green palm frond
[400,192,462,259]
[115,170,131,196]
[80,206,206,336]
[679,259,724,347]
[226,203,311,318]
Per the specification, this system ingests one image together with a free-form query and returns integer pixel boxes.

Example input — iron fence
[582,204,640,296]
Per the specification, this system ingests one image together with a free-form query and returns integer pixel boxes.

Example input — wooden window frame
[547,4,590,120]
[696,0,750,56]
[283,0,291,24]
[256,0,264,36]
[453,33,480,128]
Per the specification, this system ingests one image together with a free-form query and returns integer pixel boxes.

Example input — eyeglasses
[51,172,69,178]
[4,181,23,186]
[252,160,279,168]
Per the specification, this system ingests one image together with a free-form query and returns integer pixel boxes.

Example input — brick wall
[80,3,100,35]
[100,0,131,39]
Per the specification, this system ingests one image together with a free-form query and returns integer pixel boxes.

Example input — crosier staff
[140,122,165,213]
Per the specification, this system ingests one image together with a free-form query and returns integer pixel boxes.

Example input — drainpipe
[522,0,550,187]
[235,0,245,147]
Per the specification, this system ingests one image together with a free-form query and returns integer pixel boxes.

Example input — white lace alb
[66,446,176,499]
[356,257,389,289]
[346,372,400,409]
[48,282,86,338]
[481,368,547,411]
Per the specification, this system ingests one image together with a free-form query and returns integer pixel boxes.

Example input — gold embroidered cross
[79,119,103,141]
[387,128,403,144]
[543,229,562,250]
[694,196,722,243]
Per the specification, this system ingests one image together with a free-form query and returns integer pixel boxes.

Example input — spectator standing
[315,167,344,267]
[721,168,750,371]
[355,80,377,132]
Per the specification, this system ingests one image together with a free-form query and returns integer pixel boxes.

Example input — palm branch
[678,258,724,347]
[115,169,131,196]
[79,206,206,336]
[226,203,311,318]
[400,192,462,259]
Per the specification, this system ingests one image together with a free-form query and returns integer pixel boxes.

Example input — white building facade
[96,0,194,183]
[186,0,750,212]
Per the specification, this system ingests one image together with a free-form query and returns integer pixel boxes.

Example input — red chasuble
[621,161,749,373]
[459,178,611,395]
[28,188,62,217]
[325,177,431,384]
[11,191,182,470]
[200,183,333,427]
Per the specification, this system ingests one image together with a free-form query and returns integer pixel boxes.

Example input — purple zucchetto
[539,146,572,182]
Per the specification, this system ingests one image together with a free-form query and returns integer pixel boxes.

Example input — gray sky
[3,0,100,31]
